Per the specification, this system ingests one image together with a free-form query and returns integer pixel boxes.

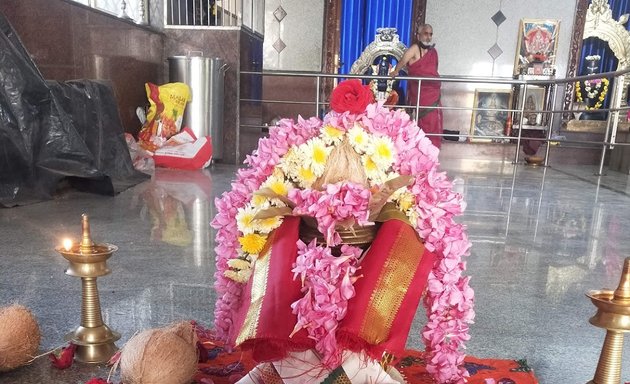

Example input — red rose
[330,79,375,114]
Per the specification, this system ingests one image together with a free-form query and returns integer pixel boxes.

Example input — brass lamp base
[586,257,630,384]
[65,325,120,363]
[56,215,121,365]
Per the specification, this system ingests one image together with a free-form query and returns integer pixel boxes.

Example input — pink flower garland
[211,116,322,342]
[291,241,361,368]
[212,101,475,383]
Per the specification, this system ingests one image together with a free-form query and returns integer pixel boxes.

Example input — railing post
[544,83,558,167]
[415,79,422,124]
[513,83,528,164]
[316,75,321,117]
[597,73,620,176]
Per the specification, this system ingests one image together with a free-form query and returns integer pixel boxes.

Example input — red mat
[194,335,538,384]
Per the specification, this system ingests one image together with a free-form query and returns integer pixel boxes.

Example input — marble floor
[2,159,630,383]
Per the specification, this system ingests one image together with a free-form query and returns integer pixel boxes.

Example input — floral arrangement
[211,79,475,383]
[575,78,609,110]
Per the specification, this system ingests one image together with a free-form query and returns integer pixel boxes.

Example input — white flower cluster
[228,122,421,283]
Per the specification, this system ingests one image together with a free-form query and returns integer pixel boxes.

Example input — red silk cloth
[230,216,436,364]
[407,48,443,148]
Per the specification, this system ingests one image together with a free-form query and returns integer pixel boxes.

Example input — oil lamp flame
[63,239,73,252]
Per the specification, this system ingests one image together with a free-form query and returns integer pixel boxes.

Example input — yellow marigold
[238,233,267,254]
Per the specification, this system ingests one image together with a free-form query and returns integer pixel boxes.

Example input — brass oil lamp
[586,257,630,384]
[56,214,120,363]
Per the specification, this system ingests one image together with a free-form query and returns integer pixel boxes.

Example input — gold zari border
[235,245,273,345]
[359,227,422,344]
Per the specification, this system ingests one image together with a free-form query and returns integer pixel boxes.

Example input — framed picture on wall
[469,89,512,142]
[513,19,560,77]
[520,85,547,127]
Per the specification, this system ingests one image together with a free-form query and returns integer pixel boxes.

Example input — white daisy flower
[369,136,396,168]
[250,194,271,209]
[262,174,294,197]
[278,147,301,181]
[347,123,371,154]
[236,205,257,235]
[362,154,388,185]
[300,138,331,177]
[296,166,317,188]
[255,215,283,234]
[321,124,345,145]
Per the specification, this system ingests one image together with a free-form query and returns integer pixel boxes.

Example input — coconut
[311,139,368,190]
[0,304,41,372]
[119,321,198,384]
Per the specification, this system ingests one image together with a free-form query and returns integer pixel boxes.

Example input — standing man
[391,23,443,148]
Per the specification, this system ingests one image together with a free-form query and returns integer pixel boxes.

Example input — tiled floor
[2,160,630,383]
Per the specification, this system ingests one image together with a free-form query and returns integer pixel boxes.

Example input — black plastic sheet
[0,13,147,207]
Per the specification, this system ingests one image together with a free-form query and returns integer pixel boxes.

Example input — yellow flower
[297,167,317,188]
[396,190,415,211]
[236,205,257,235]
[370,136,395,168]
[321,124,344,145]
[301,138,331,176]
[238,233,267,254]
[228,258,251,270]
[263,175,293,196]
[251,194,270,208]
[348,124,370,153]
[362,154,386,183]
[256,215,283,234]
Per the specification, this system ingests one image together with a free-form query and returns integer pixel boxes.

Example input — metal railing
[70,0,149,25]
[164,0,263,33]
[240,69,630,175]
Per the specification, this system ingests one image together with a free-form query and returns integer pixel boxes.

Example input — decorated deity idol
[575,55,609,120]
[212,80,474,384]
[369,55,399,106]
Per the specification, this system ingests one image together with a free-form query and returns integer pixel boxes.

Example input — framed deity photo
[513,19,560,76]
[520,85,547,127]
[469,89,512,142]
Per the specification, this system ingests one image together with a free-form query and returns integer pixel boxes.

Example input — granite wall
[0,0,262,164]
[0,0,164,136]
